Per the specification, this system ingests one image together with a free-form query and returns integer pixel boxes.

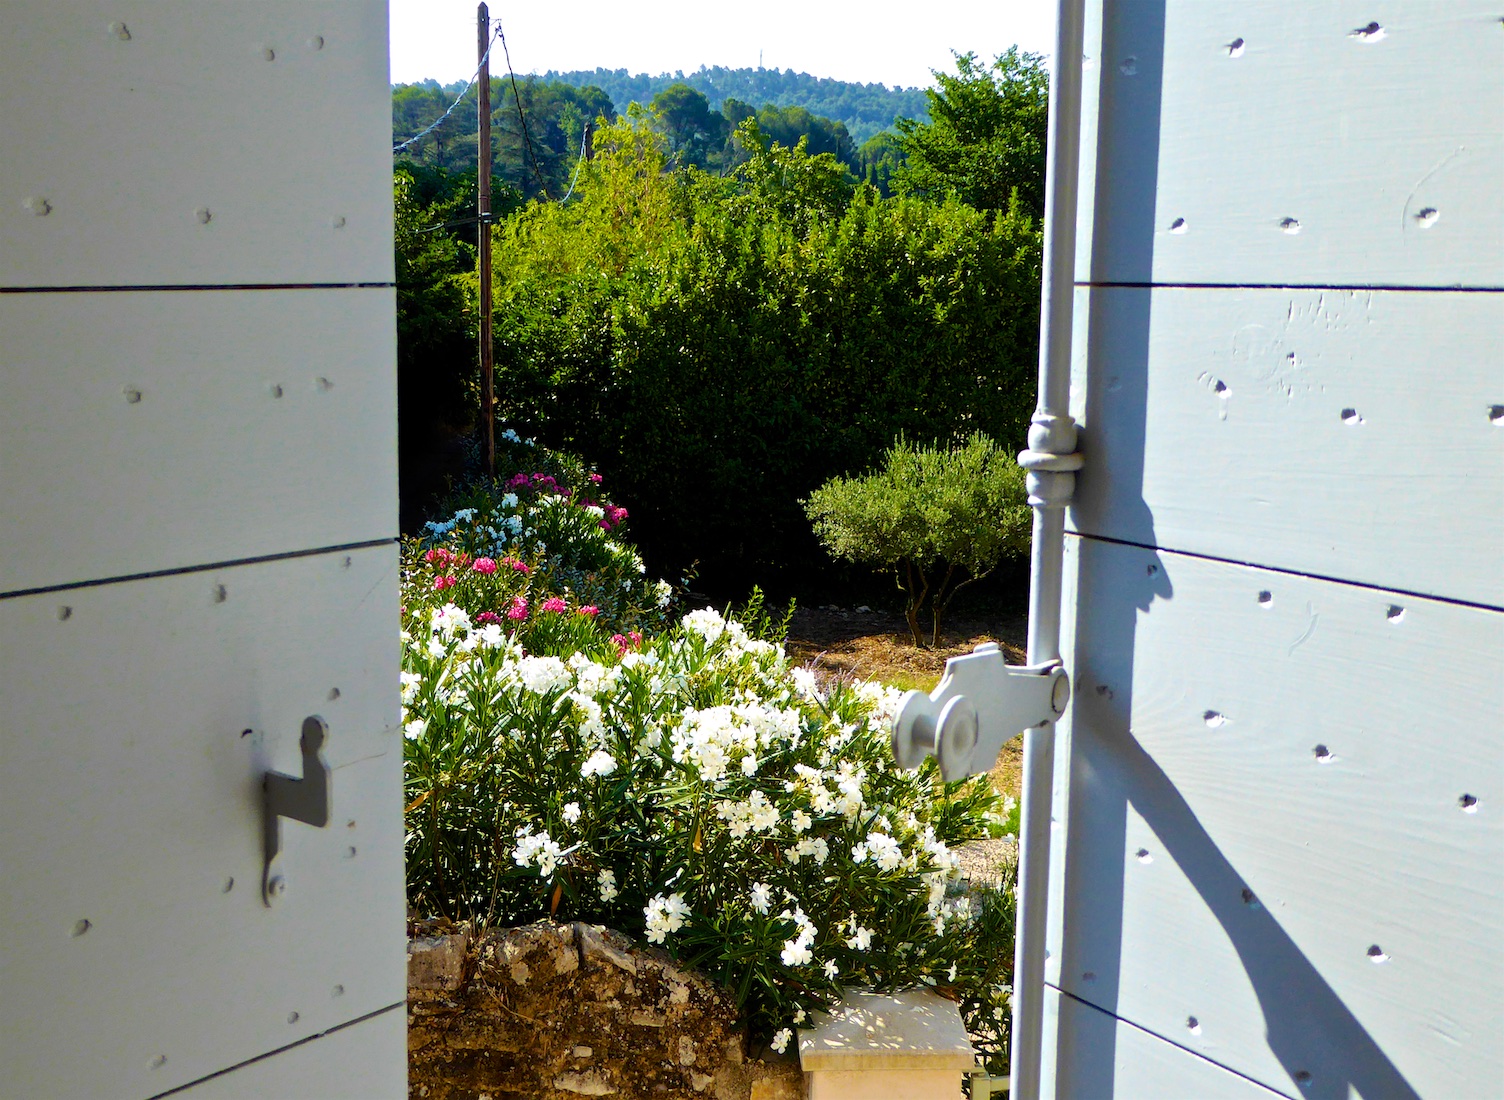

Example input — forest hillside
[539,65,930,144]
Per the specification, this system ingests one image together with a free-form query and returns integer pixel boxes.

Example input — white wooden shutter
[0,4,405,1096]
[1043,2,1503,1096]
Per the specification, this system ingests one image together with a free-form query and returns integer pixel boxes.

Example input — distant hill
[538,65,930,145]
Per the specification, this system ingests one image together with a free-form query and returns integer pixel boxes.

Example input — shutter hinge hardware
[262,715,333,906]
[892,643,1070,782]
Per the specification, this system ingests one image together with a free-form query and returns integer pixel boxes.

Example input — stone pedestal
[798,988,977,1100]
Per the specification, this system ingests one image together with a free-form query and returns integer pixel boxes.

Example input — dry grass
[783,605,1030,801]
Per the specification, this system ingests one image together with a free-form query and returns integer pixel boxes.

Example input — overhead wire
[495,16,552,199]
[560,124,589,202]
[392,24,502,154]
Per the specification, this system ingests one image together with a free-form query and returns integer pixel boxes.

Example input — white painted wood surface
[1040,988,1288,1099]
[0,290,397,594]
[1074,1,1504,289]
[1045,1,1502,1096]
[0,547,404,1099]
[1047,536,1503,1098]
[1065,286,1504,607]
[168,1007,407,1099]
[0,1,393,288]
[1,2,402,1095]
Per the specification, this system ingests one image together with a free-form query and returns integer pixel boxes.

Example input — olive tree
[804,434,1031,647]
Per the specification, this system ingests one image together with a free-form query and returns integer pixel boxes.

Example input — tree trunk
[930,563,957,648]
[901,560,929,647]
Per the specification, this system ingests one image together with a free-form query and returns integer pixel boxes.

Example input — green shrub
[804,433,1031,646]
[482,114,1042,591]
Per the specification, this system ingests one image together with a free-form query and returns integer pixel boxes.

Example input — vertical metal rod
[476,2,495,477]
[1012,0,1088,1096]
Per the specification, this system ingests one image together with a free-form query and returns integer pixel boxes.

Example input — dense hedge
[480,118,1042,593]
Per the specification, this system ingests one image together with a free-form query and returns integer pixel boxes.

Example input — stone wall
[408,921,803,1099]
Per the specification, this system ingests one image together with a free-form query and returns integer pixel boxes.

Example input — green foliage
[651,82,729,167]
[804,434,1031,646]
[894,49,1050,216]
[394,77,616,199]
[482,114,1042,592]
[542,64,930,145]
[856,130,907,196]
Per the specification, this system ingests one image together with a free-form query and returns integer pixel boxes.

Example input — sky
[389,0,1057,90]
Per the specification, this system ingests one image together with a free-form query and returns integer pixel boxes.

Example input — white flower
[517,655,571,695]
[404,718,427,740]
[569,693,607,743]
[779,907,817,966]
[581,750,617,778]
[598,869,618,903]
[740,753,759,777]
[749,882,772,914]
[511,828,562,878]
[862,831,904,872]
[682,608,727,643]
[770,1028,792,1054]
[947,963,957,983]
[845,923,873,951]
[785,836,829,866]
[477,624,506,648]
[562,801,581,823]
[793,1008,807,1024]
[823,959,839,980]
[791,667,821,701]
[399,671,421,701]
[644,892,690,944]
[790,810,812,834]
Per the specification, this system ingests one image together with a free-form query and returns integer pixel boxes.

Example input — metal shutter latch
[892,644,1070,782]
[262,715,333,906]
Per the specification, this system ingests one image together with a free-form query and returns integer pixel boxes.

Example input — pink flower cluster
[472,557,497,575]
[610,631,643,655]
[475,611,500,624]
[507,596,529,621]
[507,471,572,498]
[539,597,568,614]
[432,574,457,591]
[577,605,600,618]
[598,504,629,531]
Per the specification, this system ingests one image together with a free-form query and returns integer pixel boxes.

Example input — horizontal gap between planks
[144,1000,406,1100]
[1075,281,1503,294]
[1068,531,1504,614]
[0,539,395,601]
[0,282,395,294]
[1048,984,1297,1099]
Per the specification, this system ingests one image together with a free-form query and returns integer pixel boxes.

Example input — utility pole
[477,2,495,477]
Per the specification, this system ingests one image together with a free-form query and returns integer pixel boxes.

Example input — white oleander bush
[403,596,1014,1052]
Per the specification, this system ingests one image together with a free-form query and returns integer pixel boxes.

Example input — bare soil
[783,605,1030,802]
